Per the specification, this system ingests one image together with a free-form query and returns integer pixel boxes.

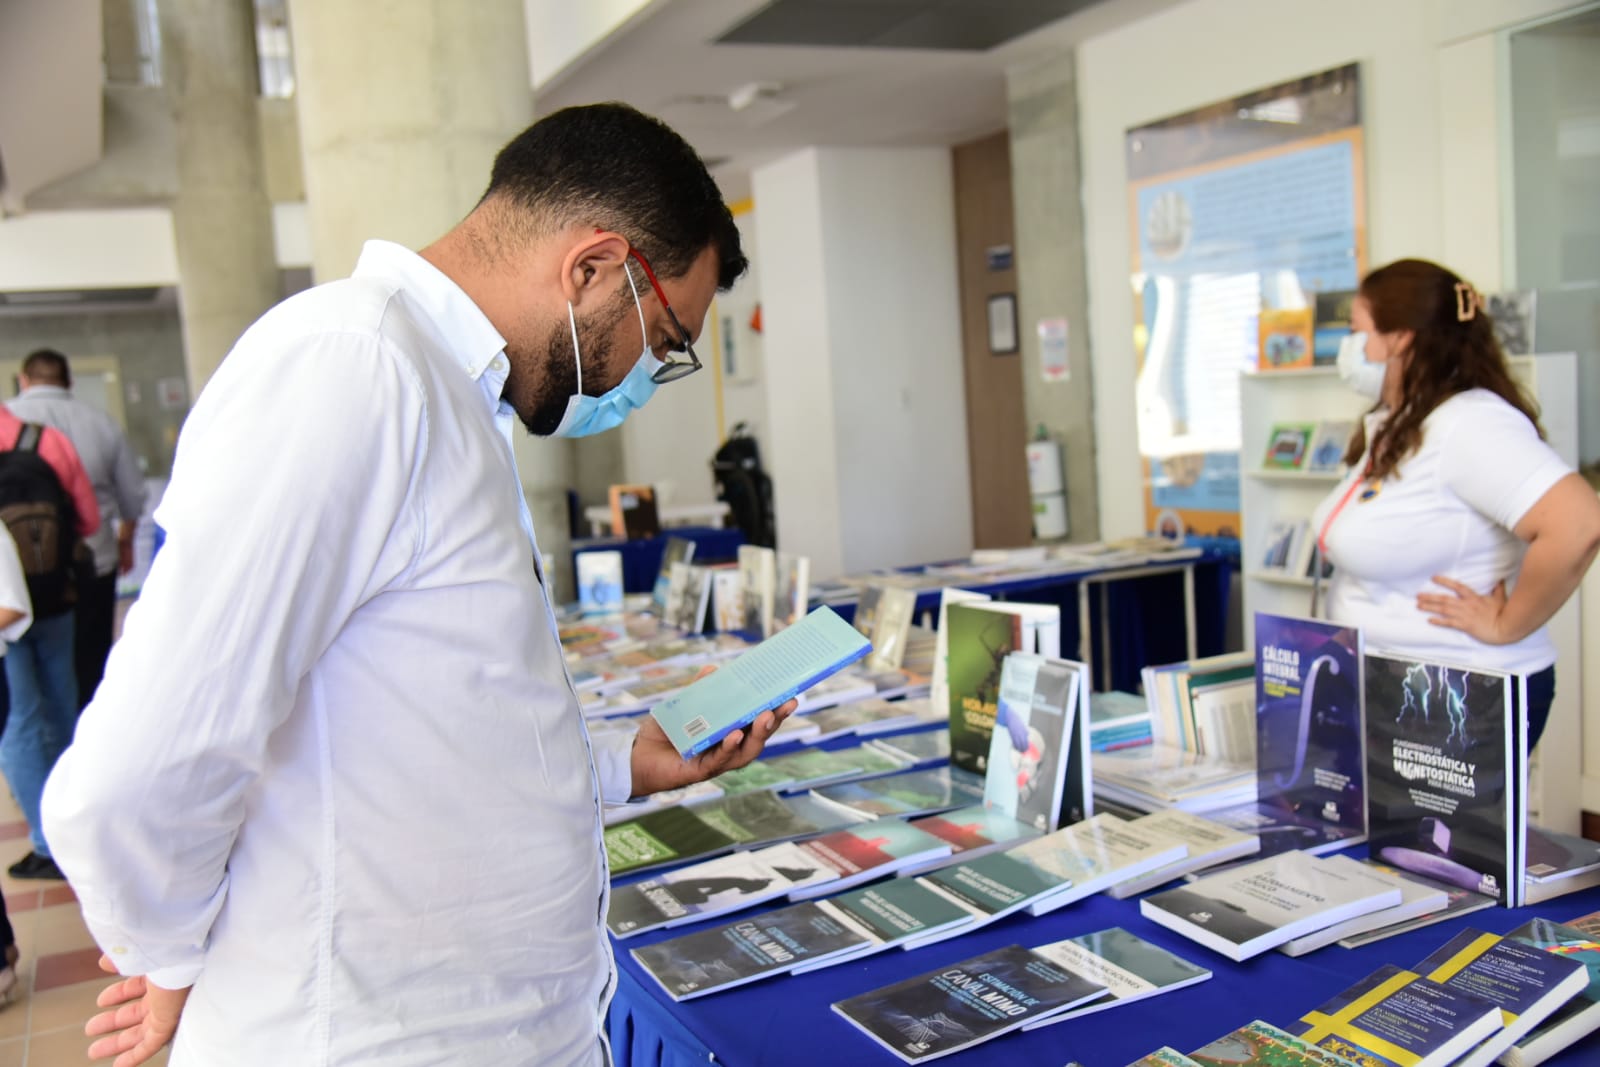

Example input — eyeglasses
[625,247,702,384]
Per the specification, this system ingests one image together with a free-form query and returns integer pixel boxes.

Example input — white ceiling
[534,0,1186,200]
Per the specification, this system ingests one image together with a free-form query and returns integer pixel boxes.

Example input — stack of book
[1093,744,1255,815]
[1089,690,1153,752]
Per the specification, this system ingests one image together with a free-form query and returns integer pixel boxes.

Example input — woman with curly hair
[1313,258,1600,750]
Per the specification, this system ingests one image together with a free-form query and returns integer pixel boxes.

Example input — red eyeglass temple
[595,228,673,311]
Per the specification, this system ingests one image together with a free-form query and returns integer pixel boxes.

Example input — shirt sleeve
[0,526,32,643]
[587,724,638,805]
[39,427,101,538]
[108,418,147,527]
[1437,395,1572,531]
[41,332,426,989]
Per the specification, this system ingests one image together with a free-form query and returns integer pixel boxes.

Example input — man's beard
[514,290,632,436]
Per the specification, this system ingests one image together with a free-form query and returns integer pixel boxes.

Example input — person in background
[0,405,97,882]
[8,349,147,710]
[1315,258,1600,750]
[41,103,788,1067]
[0,525,34,1002]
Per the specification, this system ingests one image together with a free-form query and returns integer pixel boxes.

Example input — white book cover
[737,545,776,637]
[1140,850,1402,961]
[576,551,624,616]
[1107,810,1260,899]
[1022,813,1189,916]
[711,570,743,633]
[1277,855,1448,956]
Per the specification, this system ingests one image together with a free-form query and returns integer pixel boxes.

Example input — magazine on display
[1336,859,1495,948]
[1364,652,1517,904]
[1523,825,1600,905]
[928,588,989,729]
[1262,422,1315,468]
[830,943,1109,1063]
[1213,614,1366,864]
[805,699,931,743]
[1503,913,1600,1067]
[605,848,833,939]
[650,606,871,758]
[867,587,918,671]
[737,545,777,637]
[898,804,1043,876]
[1410,927,1589,1066]
[576,551,624,616]
[1019,927,1212,1030]
[944,602,1024,775]
[775,552,811,631]
[651,536,695,609]
[664,563,712,633]
[1257,309,1314,372]
[866,729,951,767]
[608,483,659,539]
[1278,860,1447,956]
[1190,1019,1373,1067]
[1305,420,1354,475]
[604,790,861,878]
[632,901,874,1001]
[1106,810,1260,899]
[1287,964,1503,1067]
[711,569,743,632]
[982,654,1084,834]
[1125,1051,1203,1067]
[909,843,1086,947]
[777,819,956,901]
[1140,851,1402,962]
[796,879,977,972]
[853,585,886,638]
[1018,813,1189,917]
[811,766,987,821]
[1093,743,1255,815]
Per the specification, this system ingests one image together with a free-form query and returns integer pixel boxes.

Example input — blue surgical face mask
[1336,331,1385,400]
[550,264,664,438]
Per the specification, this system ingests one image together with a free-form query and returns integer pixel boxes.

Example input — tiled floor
[0,789,169,1066]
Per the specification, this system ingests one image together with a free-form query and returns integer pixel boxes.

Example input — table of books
[572,526,746,595]
[605,852,1600,1066]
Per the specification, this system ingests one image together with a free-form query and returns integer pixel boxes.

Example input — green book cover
[606,790,844,877]
[826,878,974,944]
[945,603,1024,775]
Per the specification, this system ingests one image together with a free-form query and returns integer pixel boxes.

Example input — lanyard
[1317,462,1372,558]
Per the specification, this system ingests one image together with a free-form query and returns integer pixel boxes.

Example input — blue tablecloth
[571,527,746,595]
[607,856,1600,1066]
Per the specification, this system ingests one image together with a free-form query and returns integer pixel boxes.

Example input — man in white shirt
[42,103,784,1066]
[8,349,147,710]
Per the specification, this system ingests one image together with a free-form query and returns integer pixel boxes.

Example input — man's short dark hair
[484,103,747,290]
[22,349,70,388]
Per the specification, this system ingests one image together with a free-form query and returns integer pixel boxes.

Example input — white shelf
[1246,468,1345,483]
[1247,570,1317,588]
[1241,366,1341,379]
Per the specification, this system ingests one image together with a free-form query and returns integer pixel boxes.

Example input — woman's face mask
[1336,331,1385,400]
[549,264,663,439]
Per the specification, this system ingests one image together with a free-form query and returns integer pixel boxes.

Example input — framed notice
[987,293,1018,354]
[1127,63,1367,539]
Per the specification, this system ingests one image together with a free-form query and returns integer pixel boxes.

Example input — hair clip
[1454,281,1483,322]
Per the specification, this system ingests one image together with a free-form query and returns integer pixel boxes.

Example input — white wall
[0,208,179,289]
[523,0,659,89]
[1074,0,1581,540]
[753,148,846,576]
[753,146,974,580]
[718,210,769,445]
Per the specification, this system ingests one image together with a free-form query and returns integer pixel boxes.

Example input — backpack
[711,422,776,549]
[0,424,80,617]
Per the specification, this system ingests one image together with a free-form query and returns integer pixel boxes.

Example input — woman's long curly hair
[1343,258,1543,481]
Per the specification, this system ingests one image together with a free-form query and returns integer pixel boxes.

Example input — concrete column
[1007,53,1100,541]
[161,0,280,393]
[752,147,973,580]
[286,0,574,593]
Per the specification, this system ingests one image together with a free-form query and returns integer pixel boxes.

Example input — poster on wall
[1127,63,1367,539]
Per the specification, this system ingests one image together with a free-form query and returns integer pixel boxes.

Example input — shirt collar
[18,384,70,399]
[352,240,509,390]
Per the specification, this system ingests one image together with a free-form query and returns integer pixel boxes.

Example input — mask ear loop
[565,301,584,395]
[623,262,648,347]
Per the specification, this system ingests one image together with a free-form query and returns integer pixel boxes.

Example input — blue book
[651,606,871,758]
[1252,612,1365,838]
[1289,963,1503,1067]
[1411,928,1590,1065]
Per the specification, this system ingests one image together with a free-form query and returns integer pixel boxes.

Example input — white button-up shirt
[42,241,635,1066]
